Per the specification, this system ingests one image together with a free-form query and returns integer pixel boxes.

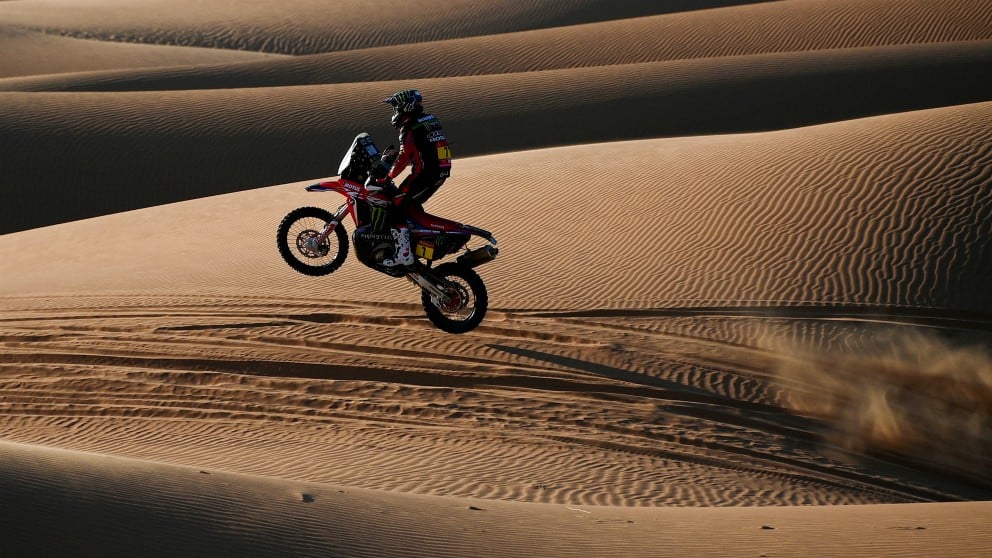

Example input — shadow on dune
[526,305,992,333]
[488,343,709,394]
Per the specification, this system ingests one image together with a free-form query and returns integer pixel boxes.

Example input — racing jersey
[388,113,452,182]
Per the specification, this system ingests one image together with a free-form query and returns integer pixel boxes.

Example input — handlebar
[380,144,398,165]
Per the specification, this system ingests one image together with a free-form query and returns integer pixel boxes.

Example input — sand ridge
[3,39,991,233]
[0,24,288,79]
[3,103,990,310]
[0,0,684,55]
[4,0,990,92]
[5,442,990,558]
[2,0,991,232]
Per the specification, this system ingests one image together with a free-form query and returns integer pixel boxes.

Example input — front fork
[317,203,350,244]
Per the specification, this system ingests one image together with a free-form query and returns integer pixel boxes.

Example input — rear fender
[460,224,497,245]
[407,207,496,244]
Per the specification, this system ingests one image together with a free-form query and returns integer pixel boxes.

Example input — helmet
[383,89,423,127]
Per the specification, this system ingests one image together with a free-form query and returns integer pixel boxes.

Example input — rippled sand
[2,1,991,556]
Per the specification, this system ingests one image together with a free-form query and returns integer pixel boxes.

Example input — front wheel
[421,263,488,334]
[277,206,348,276]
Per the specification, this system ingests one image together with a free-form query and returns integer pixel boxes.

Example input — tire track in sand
[2,295,987,504]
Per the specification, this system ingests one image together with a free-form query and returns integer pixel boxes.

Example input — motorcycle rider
[375,89,452,268]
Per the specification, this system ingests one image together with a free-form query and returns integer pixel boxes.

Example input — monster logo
[368,205,390,232]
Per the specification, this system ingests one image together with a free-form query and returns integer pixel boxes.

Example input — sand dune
[0,0,687,55]
[0,24,288,79]
[2,1,991,556]
[3,40,991,233]
[2,105,990,512]
[3,0,991,234]
[3,442,991,558]
[4,0,990,92]
[2,102,990,310]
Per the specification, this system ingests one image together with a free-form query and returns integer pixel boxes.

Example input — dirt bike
[277,133,498,334]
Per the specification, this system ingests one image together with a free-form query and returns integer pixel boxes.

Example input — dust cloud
[770,330,992,484]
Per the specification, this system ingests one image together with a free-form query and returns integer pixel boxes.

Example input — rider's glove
[381,144,398,163]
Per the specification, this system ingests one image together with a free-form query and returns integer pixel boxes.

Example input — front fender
[306,180,340,192]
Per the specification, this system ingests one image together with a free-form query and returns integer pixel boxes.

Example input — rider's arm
[388,127,416,180]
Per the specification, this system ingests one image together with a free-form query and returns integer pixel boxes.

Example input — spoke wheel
[277,206,348,276]
[421,263,488,334]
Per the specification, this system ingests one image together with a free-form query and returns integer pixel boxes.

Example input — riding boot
[382,226,414,268]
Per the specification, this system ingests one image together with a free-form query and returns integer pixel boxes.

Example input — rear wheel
[277,206,348,276]
[421,263,488,334]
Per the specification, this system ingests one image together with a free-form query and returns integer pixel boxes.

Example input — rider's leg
[399,176,444,231]
[382,174,443,268]
[408,176,446,207]
[382,193,412,268]
[382,225,413,267]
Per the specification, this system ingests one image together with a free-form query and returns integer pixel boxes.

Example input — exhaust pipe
[457,245,499,268]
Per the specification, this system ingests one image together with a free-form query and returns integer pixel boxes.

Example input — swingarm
[406,271,450,303]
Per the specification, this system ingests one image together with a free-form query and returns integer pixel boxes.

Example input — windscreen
[337,132,379,176]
